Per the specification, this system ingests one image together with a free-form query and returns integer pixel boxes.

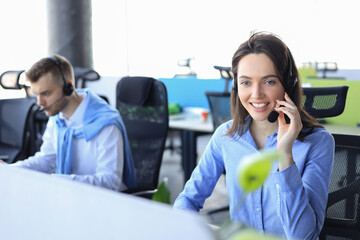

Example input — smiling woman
[173,32,335,240]
[236,54,285,123]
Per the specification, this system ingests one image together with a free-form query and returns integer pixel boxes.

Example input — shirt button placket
[255,189,264,232]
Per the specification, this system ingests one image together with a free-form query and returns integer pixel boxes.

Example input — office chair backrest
[302,86,349,119]
[213,66,232,93]
[320,134,360,239]
[205,91,231,130]
[0,97,37,163]
[27,109,49,156]
[73,67,100,89]
[116,76,169,191]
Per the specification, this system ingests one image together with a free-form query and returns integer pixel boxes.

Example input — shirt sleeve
[53,125,125,191]
[173,127,225,211]
[272,129,335,239]
[12,119,57,173]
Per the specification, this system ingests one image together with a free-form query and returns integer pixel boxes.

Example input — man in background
[0,54,136,191]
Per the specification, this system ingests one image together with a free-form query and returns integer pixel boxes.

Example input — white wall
[92,0,360,79]
[0,0,359,81]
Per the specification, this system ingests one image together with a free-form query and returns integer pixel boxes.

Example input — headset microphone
[267,106,290,123]
[267,111,279,123]
[38,95,65,112]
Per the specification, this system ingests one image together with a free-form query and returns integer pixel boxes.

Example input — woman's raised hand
[275,93,303,170]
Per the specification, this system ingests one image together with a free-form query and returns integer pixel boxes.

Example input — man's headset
[47,55,74,96]
[231,48,298,123]
[38,56,74,112]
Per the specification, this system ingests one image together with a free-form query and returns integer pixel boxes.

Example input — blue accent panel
[158,76,231,109]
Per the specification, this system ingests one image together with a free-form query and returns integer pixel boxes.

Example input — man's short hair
[26,54,74,85]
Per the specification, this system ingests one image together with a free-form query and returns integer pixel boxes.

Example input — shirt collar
[242,116,278,145]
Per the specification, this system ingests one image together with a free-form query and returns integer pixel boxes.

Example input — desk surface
[0,165,215,240]
[323,124,360,136]
[169,113,213,133]
[169,113,360,136]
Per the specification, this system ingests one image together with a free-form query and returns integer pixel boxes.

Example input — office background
[0,0,359,79]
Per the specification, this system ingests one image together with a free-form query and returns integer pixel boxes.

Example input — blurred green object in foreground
[217,222,283,240]
[217,151,283,240]
[168,103,181,115]
[230,228,283,240]
[237,151,281,192]
[152,178,171,204]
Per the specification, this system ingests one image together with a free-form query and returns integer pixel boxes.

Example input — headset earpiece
[63,81,74,96]
[46,55,74,96]
[232,78,238,92]
[286,48,298,94]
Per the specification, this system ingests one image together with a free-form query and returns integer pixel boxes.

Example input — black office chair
[0,97,37,163]
[0,70,41,163]
[0,69,50,156]
[73,67,100,89]
[27,109,48,156]
[205,91,231,130]
[204,66,233,130]
[319,134,360,239]
[302,86,349,120]
[203,67,233,224]
[204,69,232,224]
[204,66,233,131]
[301,86,359,239]
[213,66,232,93]
[72,67,111,104]
[116,76,169,198]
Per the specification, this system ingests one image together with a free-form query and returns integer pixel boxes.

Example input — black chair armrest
[0,155,9,161]
[325,178,360,228]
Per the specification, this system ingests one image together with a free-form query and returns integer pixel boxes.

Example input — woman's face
[237,53,285,121]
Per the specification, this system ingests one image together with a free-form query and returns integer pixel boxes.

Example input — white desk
[0,165,216,240]
[169,113,213,133]
[323,124,360,136]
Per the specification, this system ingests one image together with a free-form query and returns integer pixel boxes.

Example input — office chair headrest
[117,76,155,106]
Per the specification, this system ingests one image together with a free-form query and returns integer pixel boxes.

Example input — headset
[285,48,298,96]
[37,56,74,112]
[268,49,298,123]
[47,55,74,96]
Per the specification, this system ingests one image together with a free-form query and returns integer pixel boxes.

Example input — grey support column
[47,0,93,68]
